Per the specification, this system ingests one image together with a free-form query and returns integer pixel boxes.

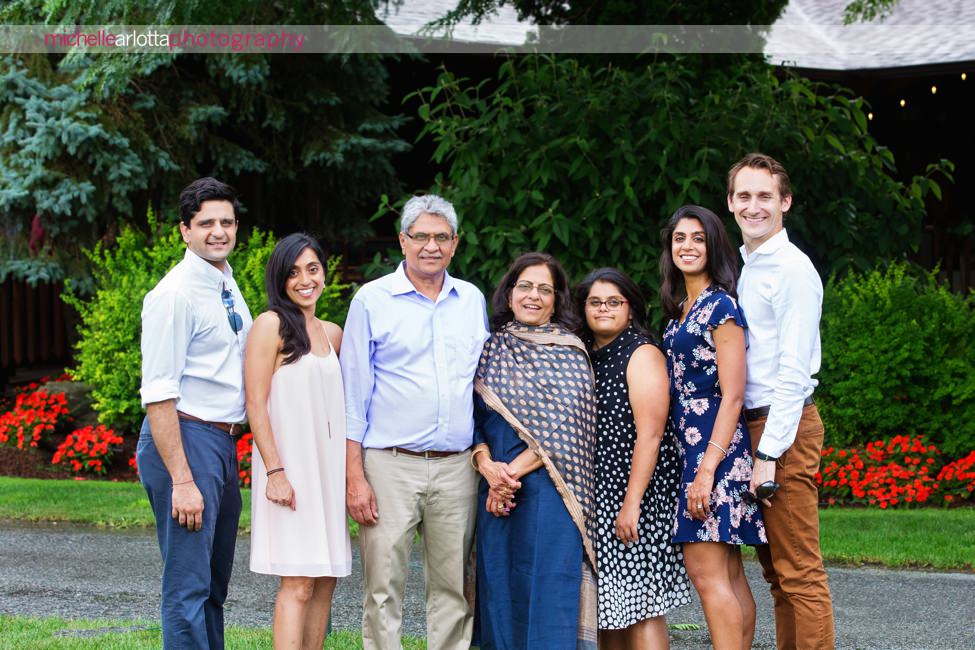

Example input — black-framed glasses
[512,280,556,297]
[743,480,781,504]
[222,283,243,334]
[586,298,628,310]
[404,231,454,244]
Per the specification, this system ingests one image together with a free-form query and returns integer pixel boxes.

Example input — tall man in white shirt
[341,194,490,650]
[137,177,253,649]
[728,153,834,650]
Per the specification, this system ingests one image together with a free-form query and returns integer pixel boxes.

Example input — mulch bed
[0,434,140,482]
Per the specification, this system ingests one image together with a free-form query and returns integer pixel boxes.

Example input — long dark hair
[574,267,653,342]
[658,205,740,321]
[265,233,327,365]
[490,252,579,332]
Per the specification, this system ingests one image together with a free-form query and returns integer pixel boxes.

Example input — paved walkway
[0,521,972,648]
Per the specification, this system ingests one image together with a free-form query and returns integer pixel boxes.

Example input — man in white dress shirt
[727,153,834,650]
[137,177,253,649]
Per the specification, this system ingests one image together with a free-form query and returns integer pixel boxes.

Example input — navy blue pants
[137,417,242,649]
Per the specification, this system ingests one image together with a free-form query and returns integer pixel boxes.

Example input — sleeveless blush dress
[249,332,352,577]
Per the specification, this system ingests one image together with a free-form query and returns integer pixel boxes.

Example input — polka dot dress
[591,327,691,629]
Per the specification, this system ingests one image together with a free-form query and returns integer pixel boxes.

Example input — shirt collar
[391,261,457,300]
[183,248,235,290]
[740,228,790,263]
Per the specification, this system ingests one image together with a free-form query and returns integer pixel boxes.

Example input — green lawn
[0,476,971,570]
[0,616,426,649]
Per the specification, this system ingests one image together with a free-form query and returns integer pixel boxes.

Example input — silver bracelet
[707,440,728,457]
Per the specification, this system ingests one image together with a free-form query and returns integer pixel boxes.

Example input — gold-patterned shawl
[474,321,598,649]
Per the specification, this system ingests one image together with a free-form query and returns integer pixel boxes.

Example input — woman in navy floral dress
[660,205,766,650]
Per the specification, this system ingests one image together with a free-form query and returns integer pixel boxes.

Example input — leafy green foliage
[0,0,408,272]
[63,206,351,433]
[392,56,949,325]
[435,0,788,26]
[818,263,975,455]
[843,0,902,24]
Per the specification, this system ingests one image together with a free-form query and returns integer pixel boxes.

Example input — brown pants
[748,404,835,650]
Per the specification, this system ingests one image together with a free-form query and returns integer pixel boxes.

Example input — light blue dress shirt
[340,262,490,451]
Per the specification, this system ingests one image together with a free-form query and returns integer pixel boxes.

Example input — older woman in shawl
[470,252,598,650]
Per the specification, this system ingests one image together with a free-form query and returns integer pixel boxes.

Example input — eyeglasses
[404,231,454,244]
[222,283,243,334]
[585,298,628,310]
[743,480,781,505]
[513,281,555,297]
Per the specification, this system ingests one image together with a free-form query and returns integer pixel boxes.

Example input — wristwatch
[754,449,779,462]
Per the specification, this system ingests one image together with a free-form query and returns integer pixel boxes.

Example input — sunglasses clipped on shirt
[222,282,243,334]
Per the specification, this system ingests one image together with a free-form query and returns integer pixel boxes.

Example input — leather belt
[744,396,815,422]
[177,411,240,436]
[386,446,466,459]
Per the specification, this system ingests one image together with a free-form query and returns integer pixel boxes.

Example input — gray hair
[399,194,458,234]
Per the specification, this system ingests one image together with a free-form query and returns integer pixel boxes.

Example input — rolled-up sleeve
[140,289,193,407]
[759,265,823,458]
[340,296,375,443]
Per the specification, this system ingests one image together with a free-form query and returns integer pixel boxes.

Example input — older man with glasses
[341,194,490,650]
[137,177,253,649]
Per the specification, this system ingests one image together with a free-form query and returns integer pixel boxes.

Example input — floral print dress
[662,287,766,545]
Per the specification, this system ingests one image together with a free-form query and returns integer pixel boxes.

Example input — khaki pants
[748,404,835,650]
[360,448,478,650]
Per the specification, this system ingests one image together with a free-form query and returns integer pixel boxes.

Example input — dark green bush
[64,207,350,434]
[818,263,975,455]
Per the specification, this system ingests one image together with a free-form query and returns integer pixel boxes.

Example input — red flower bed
[817,435,973,508]
[937,451,975,505]
[236,432,254,488]
[52,424,124,476]
[0,388,70,450]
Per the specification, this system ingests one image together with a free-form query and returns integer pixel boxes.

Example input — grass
[0,615,427,649]
[0,476,971,570]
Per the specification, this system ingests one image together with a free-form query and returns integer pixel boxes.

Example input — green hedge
[63,207,350,434]
[818,262,975,455]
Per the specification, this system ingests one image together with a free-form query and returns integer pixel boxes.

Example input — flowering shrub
[0,388,70,450]
[236,432,254,488]
[936,451,975,505]
[129,453,139,475]
[817,435,974,508]
[52,424,124,475]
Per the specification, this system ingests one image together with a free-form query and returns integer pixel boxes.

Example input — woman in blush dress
[577,267,691,649]
[244,233,351,648]
[660,206,766,650]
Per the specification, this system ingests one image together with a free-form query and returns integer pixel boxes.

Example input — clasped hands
[480,459,521,518]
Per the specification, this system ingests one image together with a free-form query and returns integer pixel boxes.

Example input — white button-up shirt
[738,229,822,458]
[340,262,489,451]
[140,249,253,422]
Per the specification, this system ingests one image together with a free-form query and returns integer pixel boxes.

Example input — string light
[899,98,906,107]
[962,72,968,81]
[931,85,938,94]
[867,112,874,121]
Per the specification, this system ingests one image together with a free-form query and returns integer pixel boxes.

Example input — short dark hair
[178,177,241,227]
[490,252,579,332]
[265,233,328,366]
[727,152,792,199]
[659,205,740,321]
[575,267,654,343]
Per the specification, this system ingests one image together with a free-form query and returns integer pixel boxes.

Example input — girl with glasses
[576,267,691,649]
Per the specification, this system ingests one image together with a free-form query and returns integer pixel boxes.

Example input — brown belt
[743,395,815,422]
[177,411,240,436]
[385,446,466,459]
